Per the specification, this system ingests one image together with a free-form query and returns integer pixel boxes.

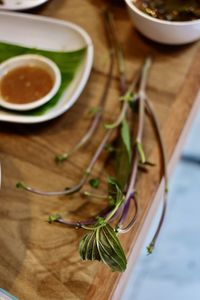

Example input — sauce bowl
[0,54,61,111]
[124,0,200,45]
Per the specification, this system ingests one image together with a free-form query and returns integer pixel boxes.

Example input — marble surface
[122,111,200,300]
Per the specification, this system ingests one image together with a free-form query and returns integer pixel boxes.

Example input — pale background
[122,110,200,300]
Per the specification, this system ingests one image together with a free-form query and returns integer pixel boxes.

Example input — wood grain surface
[0,1,200,299]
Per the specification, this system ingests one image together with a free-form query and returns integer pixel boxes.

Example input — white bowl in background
[124,0,200,45]
[0,54,61,111]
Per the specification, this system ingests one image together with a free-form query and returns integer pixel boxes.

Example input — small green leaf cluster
[48,214,60,223]
[89,178,101,189]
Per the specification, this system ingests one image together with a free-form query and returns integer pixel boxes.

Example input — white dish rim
[0,0,49,11]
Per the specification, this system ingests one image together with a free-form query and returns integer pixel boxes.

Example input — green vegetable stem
[16,10,168,272]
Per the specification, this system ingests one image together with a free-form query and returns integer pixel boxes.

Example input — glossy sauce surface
[134,0,200,21]
[0,65,54,104]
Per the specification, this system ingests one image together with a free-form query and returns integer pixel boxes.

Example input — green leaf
[146,242,154,255]
[96,224,127,272]
[107,176,120,187]
[91,234,101,261]
[113,119,132,191]
[113,119,132,190]
[48,214,60,223]
[108,195,115,206]
[116,140,130,190]
[115,186,124,206]
[55,154,68,163]
[95,216,107,226]
[119,91,134,103]
[87,107,101,117]
[136,141,146,164]
[107,176,124,206]
[85,231,97,260]
[79,224,127,272]
[121,119,132,162]
[79,232,94,260]
[102,225,126,263]
[89,178,101,189]
[16,182,27,190]
[79,230,101,261]
[108,178,124,206]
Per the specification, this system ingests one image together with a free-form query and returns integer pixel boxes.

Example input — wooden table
[1,1,200,299]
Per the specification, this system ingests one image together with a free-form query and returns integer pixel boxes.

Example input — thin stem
[55,109,103,161]
[137,57,152,143]
[105,70,141,129]
[147,192,167,253]
[145,96,168,253]
[145,97,168,189]
[86,130,112,174]
[53,203,119,229]
[108,203,124,223]
[81,191,108,200]
[105,200,123,223]
[104,11,127,94]
[17,130,112,196]
[56,12,115,163]
[125,57,153,202]
[56,217,99,228]
[125,155,139,201]
[103,10,129,130]
[117,195,139,233]
[117,192,134,227]
[105,101,129,129]
[17,60,139,197]
[56,11,128,163]
[117,58,152,230]
[17,175,88,196]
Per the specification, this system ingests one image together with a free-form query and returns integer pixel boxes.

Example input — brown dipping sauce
[0,65,54,104]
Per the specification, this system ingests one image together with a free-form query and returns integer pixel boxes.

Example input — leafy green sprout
[15,11,169,271]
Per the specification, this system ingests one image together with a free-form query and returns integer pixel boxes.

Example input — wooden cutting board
[0,1,200,299]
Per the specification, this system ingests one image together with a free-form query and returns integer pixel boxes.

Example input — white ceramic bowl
[124,0,200,45]
[0,54,61,111]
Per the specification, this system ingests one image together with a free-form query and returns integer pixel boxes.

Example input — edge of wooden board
[112,90,200,300]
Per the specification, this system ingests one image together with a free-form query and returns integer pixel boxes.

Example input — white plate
[0,12,93,123]
[0,0,49,11]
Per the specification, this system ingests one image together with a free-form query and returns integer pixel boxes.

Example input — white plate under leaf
[0,11,93,123]
[0,0,49,11]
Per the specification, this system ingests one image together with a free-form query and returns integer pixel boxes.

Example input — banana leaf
[0,42,86,115]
